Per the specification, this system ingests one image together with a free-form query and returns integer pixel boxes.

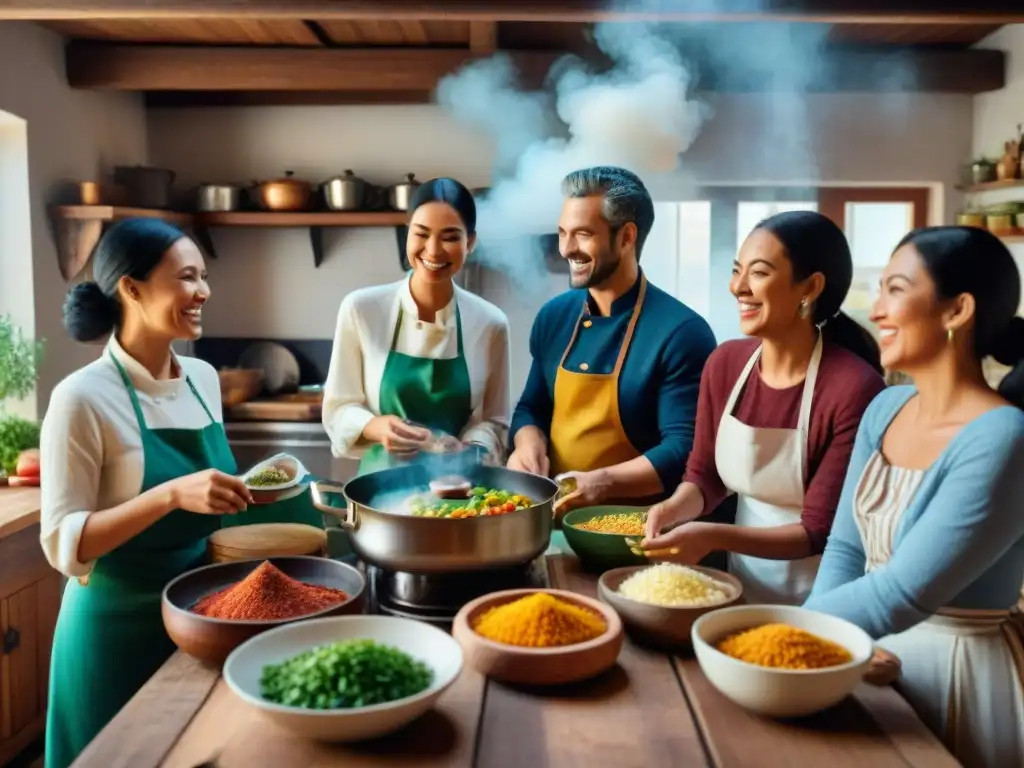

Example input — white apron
[714,335,823,605]
[854,450,1024,768]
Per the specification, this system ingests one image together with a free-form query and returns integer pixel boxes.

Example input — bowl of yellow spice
[561,506,651,571]
[452,589,623,686]
[691,605,873,718]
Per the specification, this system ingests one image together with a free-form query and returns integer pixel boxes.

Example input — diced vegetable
[260,639,433,710]
[410,487,534,519]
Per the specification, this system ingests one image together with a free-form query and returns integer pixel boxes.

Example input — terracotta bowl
[598,565,743,652]
[162,555,365,668]
[452,588,623,686]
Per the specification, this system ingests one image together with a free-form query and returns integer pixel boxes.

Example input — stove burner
[369,559,549,627]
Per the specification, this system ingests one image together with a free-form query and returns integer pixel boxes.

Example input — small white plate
[223,615,463,742]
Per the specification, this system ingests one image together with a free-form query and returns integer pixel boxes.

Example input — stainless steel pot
[196,184,243,212]
[310,465,558,573]
[389,173,421,211]
[322,170,367,211]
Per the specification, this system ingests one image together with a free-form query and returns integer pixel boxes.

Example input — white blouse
[39,337,223,578]
[323,276,511,461]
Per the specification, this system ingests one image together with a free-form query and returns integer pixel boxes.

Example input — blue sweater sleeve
[642,316,717,492]
[509,312,553,441]
[805,407,1024,639]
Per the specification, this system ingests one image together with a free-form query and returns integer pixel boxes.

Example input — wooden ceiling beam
[65,42,1006,95]
[7,0,1024,24]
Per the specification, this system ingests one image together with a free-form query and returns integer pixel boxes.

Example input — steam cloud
[435,1,837,281]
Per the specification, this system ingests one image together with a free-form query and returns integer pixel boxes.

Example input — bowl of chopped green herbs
[223,615,463,742]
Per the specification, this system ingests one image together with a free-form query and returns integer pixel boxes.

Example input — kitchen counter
[0,485,62,766]
[0,485,41,540]
[71,555,958,768]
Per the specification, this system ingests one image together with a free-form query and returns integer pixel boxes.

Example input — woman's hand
[864,648,902,687]
[641,521,720,565]
[168,469,253,515]
[363,416,431,455]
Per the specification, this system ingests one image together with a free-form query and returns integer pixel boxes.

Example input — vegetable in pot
[260,639,433,709]
[409,487,534,519]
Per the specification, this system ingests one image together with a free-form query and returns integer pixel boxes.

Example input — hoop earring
[799,299,810,319]
[947,328,954,343]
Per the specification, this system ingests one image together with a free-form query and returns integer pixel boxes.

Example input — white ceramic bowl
[691,604,873,718]
[223,615,463,742]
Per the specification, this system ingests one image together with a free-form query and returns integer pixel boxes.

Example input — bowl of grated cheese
[598,564,743,651]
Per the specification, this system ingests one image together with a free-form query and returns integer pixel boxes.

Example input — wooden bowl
[208,523,327,563]
[452,588,623,686]
[162,556,365,667]
[219,368,263,408]
[561,506,650,571]
[598,565,743,652]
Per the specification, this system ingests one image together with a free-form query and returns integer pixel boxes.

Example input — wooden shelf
[957,179,1024,193]
[49,205,408,279]
[197,211,406,227]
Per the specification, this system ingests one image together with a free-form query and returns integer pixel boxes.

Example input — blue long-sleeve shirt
[509,272,717,495]
[805,385,1024,639]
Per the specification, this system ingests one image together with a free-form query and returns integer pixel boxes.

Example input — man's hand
[552,469,613,519]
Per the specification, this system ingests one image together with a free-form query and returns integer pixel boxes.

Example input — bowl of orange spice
[691,605,873,718]
[452,588,623,685]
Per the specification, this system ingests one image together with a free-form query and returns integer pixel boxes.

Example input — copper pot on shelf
[252,171,312,212]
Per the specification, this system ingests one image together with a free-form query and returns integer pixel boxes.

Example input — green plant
[0,314,45,476]
[0,314,44,403]
[0,415,40,475]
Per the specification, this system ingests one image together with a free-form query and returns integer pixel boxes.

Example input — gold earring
[799,299,810,319]
[947,328,954,343]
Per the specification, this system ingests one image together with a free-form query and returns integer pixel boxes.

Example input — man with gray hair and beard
[508,166,717,517]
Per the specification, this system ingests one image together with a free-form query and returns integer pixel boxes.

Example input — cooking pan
[310,464,559,574]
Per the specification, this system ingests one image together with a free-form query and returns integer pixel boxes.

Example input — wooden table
[73,555,960,768]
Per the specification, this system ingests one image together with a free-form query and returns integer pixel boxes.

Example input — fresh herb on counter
[260,639,433,710]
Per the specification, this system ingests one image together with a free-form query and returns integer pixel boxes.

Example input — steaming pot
[310,464,558,573]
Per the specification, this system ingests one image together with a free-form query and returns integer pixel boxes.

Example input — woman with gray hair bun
[42,218,253,768]
[642,211,886,606]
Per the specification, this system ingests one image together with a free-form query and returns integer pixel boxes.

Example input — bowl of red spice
[452,588,623,686]
[162,556,365,667]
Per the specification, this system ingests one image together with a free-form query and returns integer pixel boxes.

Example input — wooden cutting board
[228,398,321,421]
[208,523,327,562]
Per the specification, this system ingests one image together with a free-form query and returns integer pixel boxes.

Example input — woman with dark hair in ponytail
[805,226,1024,767]
[642,211,885,605]
[41,219,253,768]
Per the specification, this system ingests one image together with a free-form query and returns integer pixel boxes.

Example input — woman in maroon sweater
[643,211,885,605]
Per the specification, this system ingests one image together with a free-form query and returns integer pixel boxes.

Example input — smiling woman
[41,218,255,768]
[322,178,512,476]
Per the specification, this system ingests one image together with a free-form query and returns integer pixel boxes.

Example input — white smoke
[434,3,857,283]
[437,21,710,260]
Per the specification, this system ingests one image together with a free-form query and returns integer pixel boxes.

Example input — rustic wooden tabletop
[71,555,961,768]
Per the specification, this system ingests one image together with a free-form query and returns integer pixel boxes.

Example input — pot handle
[309,480,358,532]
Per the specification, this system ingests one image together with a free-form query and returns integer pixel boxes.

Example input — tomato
[15,449,40,479]
[504,501,516,512]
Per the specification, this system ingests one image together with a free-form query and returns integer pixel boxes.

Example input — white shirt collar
[398,274,456,329]
[106,335,190,398]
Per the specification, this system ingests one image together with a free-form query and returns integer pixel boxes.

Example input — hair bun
[989,316,1024,367]
[63,282,119,343]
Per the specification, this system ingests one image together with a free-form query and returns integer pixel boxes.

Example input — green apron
[358,303,473,475]
[45,353,237,768]
[219,488,323,529]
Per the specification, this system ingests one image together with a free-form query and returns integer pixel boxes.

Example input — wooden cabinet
[0,522,62,765]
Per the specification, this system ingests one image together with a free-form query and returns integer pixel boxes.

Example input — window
[661,186,930,344]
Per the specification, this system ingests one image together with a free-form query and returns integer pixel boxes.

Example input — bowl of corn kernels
[561,506,652,571]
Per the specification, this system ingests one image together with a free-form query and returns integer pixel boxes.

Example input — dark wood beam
[66,42,1006,95]
[6,0,1024,23]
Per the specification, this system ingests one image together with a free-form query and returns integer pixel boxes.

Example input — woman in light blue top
[805,226,1024,768]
